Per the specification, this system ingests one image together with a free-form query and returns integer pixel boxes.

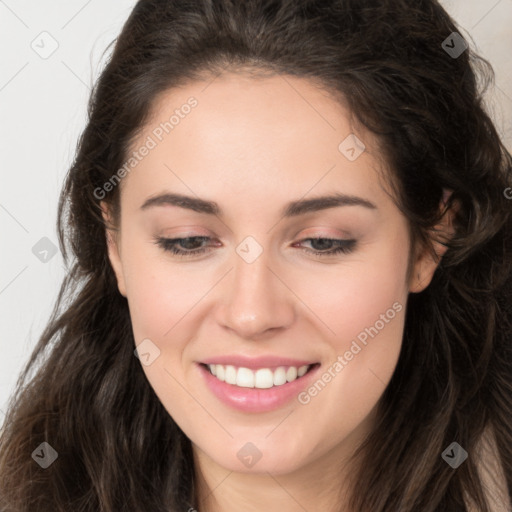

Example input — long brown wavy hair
[1,1,511,510]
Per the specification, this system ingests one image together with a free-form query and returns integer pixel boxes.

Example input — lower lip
[197,363,320,413]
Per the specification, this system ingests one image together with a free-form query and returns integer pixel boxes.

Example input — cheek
[121,247,202,427]
[120,237,199,343]
[303,233,410,347]
[125,272,179,342]
[295,288,406,458]
[294,231,409,414]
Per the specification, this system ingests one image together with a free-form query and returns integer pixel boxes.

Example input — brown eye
[295,238,357,257]
[154,236,213,257]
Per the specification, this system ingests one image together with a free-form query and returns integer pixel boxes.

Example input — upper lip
[199,355,318,370]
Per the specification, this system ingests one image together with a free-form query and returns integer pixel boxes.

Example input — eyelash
[153,236,357,259]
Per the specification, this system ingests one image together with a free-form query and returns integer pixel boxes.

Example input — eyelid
[299,229,353,239]
[158,226,212,237]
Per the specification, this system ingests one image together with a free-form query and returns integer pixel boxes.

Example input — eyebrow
[140,192,377,217]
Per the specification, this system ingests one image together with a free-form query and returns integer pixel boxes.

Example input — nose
[215,245,296,340]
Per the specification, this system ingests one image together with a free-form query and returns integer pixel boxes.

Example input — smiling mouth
[200,363,319,389]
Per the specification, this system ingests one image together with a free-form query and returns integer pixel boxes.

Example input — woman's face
[104,72,437,476]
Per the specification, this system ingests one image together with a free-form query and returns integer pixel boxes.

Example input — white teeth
[225,365,237,385]
[273,366,287,386]
[298,365,308,377]
[254,369,274,389]
[236,367,255,388]
[286,366,297,382]
[207,364,312,389]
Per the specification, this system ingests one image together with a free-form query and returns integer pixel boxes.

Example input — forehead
[119,71,392,213]
[145,71,366,151]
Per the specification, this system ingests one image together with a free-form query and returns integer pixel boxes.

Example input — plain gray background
[1,0,511,426]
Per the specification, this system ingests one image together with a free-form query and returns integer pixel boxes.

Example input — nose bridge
[216,238,294,337]
[232,246,272,302]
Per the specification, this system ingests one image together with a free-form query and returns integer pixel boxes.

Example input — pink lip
[200,355,316,371]
[197,362,320,413]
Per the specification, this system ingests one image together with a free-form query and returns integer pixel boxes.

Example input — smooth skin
[102,71,454,512]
